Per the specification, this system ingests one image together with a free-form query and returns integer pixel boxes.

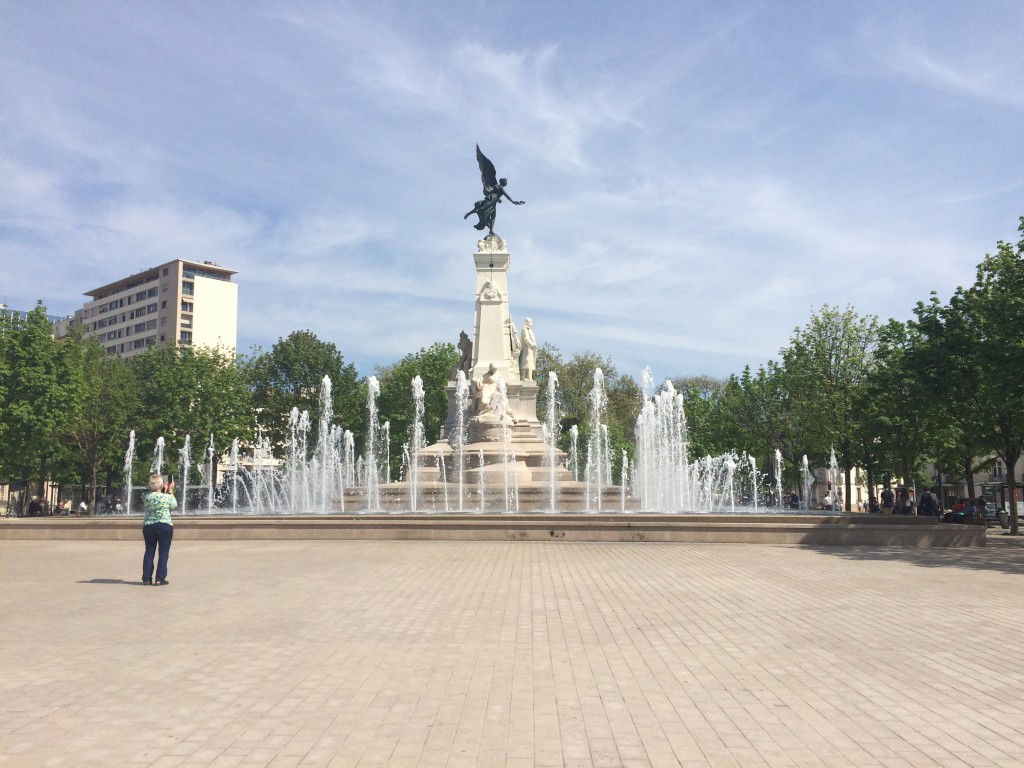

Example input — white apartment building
[56,259,237,358]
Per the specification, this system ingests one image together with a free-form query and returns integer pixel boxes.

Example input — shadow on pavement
[77,578,149,586]
[803,534,1024,576]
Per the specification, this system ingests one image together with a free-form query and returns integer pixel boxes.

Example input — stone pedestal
[400,235,632,512]
[442,235,539,438]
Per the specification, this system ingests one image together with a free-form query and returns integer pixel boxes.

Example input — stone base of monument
[0,515,987,546]
[336,480,638,513]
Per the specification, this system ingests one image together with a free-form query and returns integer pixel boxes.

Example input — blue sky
[3,1,1023,383]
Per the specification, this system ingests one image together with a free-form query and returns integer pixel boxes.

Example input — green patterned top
[142,491,177,526]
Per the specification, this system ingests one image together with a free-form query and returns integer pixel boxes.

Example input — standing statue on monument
[519,318,537,382]
[457,331,473,375]
[464,145,524,236]
[507,317,521,362]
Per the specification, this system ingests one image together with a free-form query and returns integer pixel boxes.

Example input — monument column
[471,235,520,384]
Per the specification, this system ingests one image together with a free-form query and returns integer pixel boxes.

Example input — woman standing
[142,473,176,585]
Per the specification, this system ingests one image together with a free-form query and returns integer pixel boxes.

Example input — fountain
[110,235,834,519]
[123,430,136,515]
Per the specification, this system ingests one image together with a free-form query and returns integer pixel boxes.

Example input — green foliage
[64,334,138,508]
[245,330,363,457]
[914,217,1024,530]
[375,342,459,475]
[0,304,82,496]
[780,305,878,509]
[536,345,641,482]
[668,375,729,459]
[129,345,252,479]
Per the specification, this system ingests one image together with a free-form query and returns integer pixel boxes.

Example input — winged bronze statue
[464,145,524,236]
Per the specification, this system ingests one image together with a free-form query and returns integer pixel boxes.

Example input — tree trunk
[1005,449,1020,536]
[88,465,98,516]
[963,454,975,500]
[36,455,47,500]
[866,465,875,509]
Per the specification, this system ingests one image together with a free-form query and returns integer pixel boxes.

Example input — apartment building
[57,259,237,358]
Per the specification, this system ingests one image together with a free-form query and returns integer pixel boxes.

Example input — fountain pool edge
[0,514,986,546]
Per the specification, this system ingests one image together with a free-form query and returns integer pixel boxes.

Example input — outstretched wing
[476,145,498,190]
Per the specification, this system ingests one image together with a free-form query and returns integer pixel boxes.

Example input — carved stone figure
[457,331,473,375]
[464,145,524,236]
[507,317,521,360]
[519,317,537,381]
[472,363,500,416]
[471,363,517,422]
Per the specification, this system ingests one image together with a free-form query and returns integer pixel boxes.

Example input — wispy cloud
[2,1,1023,379]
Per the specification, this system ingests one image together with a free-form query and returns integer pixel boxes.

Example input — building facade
[55,259,237,358]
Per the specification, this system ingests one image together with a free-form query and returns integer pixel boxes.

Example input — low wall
[0,513,986,546]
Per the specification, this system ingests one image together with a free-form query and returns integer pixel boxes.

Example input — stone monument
[340,148,631,511]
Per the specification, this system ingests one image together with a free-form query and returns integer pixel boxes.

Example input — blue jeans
[142,523,174,582]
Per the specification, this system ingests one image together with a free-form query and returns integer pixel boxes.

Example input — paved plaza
[2,538,1024,768]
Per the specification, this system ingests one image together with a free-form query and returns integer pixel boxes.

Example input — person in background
[880,486,895,514]
[142,474,176,586]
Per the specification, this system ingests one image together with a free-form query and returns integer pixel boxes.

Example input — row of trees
[3,218,1021,524]
[677,218,1024,531]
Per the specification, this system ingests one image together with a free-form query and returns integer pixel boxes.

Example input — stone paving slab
[2,539,1024,767]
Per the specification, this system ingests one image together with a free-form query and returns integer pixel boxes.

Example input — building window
[160,317,167,325]
[147,303,158,314]
[147,287,158,298]
[162,268,168,276]
[181,301,193,313]
[133,339,146,349]
[181,281,194,296]
[106,345,117,354]
[136,291,147,302]
[135,323,146,333]
[145,319,156,330]
[180,331,193,344]
[994,461,1004,479]
[161,300,167,309]
[145,336,156,346]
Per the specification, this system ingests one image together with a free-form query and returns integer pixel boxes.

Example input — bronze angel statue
[464,145,524,236]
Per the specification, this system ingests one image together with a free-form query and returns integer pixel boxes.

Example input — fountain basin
[0,513,985,546]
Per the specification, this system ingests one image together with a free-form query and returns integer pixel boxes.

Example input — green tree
[245,331,363,457]
[129,345,252,481]
[535,346,639,483]
[0,304,82,510]
[375,342,458,476]
[669,375,730,460]
[781,306,878,511]
[915,218,1024,533]
[853,320,933,492]
[65,335,138,511]
[912,294,999,502]
[708,363,806,500]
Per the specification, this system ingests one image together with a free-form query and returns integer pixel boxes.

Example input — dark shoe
[155,580,169,586]
[142,580,152,585]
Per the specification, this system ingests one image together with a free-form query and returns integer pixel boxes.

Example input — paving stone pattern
[2,539,1024,767]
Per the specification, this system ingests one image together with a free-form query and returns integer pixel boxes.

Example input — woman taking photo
[142,473,176,585]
